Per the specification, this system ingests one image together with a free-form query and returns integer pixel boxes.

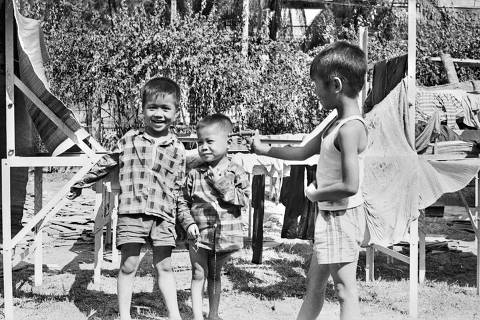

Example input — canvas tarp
[13,3,90,156]
[363,78,480,246]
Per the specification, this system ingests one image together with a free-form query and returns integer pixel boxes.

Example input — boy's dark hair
[196,114,233,135]
[142,77,181,107]
[310,41,367,97]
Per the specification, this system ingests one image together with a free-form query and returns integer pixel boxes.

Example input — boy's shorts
[313,205,369,264]
[116,214,177,249]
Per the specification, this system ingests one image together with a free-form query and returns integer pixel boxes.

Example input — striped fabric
[184,160,250,252]
[313,205,367,264]
[416,88,475,128]
[15,5,90,156]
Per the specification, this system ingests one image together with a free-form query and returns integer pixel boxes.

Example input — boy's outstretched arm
[250,130,322,161]
[305,121,363,202]
[66,153,119,200]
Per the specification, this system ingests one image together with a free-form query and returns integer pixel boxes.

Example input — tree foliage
[19,0,480,147]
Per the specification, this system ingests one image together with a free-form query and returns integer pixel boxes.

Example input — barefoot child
[68,77,199,320]
[251,41,368,320]
[184,114,250,320]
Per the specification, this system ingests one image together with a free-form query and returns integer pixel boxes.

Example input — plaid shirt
[72,129,194,229]
[183,158,250,252]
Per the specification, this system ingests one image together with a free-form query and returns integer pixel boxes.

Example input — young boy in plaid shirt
[251,41,369,320]
[183,114,250,320]
[68,77,199,320]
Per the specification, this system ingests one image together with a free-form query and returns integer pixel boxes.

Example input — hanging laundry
[279,165,317,240]
[364,54,408,113]
[363,78,420,246]
[416,89,480,129]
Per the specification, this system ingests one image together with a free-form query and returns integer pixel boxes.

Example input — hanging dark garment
[280,165,317,240]
[364,54,408,113]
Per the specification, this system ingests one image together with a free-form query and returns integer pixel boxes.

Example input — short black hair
[310,41,367,97]
[196,114,233,135]
[142,77,181,107]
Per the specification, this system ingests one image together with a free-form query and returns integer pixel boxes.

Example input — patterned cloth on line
[314,205,368,264]
[183,158,250,252]
[72,129,194,230]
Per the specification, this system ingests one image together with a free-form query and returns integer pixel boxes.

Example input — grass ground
[1,172,480,319]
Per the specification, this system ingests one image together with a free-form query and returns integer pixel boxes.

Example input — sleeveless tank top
[316,115,367,211]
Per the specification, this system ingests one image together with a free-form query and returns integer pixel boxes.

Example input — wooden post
[242,0,250,58]
[419,230,425,284]
[365,246,375,282]
[5,0,15,158]
[93,181,105,284]
[358,26,368,114]
[408,0,418,318]
[2,160,14,320]
[476,174,480,295]
[34,167,43,286]
[251,174,265,264]
[440,53,459,84]
[170,0,177,24]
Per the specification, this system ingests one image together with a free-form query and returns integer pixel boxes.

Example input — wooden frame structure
[364,1,480,319]
[2,2,115,319]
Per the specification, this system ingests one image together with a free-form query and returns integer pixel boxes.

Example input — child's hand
[206,166,231,192]
[247,130,270,155]
[305,183,317,202]
[66,187,82,200]
[187,224,199,240]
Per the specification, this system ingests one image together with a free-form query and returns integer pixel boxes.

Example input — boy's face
[143,93,177,137]
[313,77,339,110]
[196,124,231,165]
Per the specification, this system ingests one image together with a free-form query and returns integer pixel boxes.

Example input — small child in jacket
[183,114,250,320]
[68,77,199,320]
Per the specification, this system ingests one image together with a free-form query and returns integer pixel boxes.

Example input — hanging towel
[363,79,420,246]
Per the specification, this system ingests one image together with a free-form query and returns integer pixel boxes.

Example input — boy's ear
[332,76,343,94]
[227,137,233,149]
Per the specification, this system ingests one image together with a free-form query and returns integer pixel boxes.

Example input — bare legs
[189,246,233,320]
[296,252,360,320]
[117,244,181,320]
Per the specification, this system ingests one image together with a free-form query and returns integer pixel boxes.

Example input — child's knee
[156,258,173,274]
[191,266,206,281]
[121,256,139,274]
[334,283,357,302]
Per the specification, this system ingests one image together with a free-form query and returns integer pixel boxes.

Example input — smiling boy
[68,77,199,320]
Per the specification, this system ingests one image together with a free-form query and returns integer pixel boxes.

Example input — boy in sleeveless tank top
[250,41,368,320]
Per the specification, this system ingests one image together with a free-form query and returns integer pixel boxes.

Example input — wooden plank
[2,159,14,320]
[419,230,426,284]
[34,167,43,286]
[365,246,375,282]
[10,161,98,247]
[5,155,97,167]
[94,181,104,284]
[5,0,15,158]
[429,57,480,66]
[409,219,419,318]
[372,244,410,264]
[440,53,459,84]
[437,0,480,8]
[241,0,249,58]
[251,175,265,264]
[407,2,418,318]
[14,76,95,157]
[283,0,327,9]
